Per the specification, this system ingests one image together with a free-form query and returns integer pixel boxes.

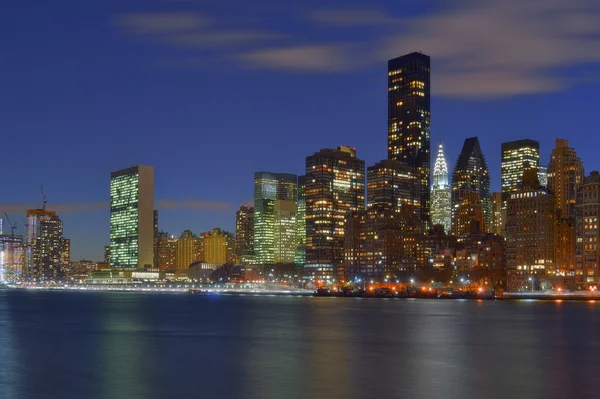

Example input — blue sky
[3,0,600,260]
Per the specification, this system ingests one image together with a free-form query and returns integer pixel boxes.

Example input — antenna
[40,185,47,211]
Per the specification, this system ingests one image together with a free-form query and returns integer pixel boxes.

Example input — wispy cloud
[113,0,600,97]
[0,203,108,215]
[114,12,209,35]
[157,200,231,211]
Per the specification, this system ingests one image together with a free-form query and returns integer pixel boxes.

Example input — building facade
[254,172,297,265]
[176,230,196,270]
[367,159,417,212]
[155,232,177,271]
[235,205,254,263]
[295,176,307,265]
[109,165,154,269]
[388,52,431,229]
[548,138,585,219]
[501,139,540,204]
[451,137,491,233]
[491,192,504,235]
[431,143,451,232]
[0,235,24,282]
[25,209,66,281]
[576,171,600,283]
[305,146,365,280]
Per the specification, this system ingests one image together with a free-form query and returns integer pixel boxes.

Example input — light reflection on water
[0,290,599,399]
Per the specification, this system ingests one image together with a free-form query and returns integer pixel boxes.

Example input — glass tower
[110,165,154,269]
[501,139,540,205]
[451,137,491,233]
[431,143,451,232]
[294,176,306,265]
[367,159,417,212]
[388,52,431,229]
[25,209,65,281]
[254,172,297,265]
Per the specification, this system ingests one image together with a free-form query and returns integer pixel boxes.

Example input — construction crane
[40,184,47,211]
[3,212,17,237]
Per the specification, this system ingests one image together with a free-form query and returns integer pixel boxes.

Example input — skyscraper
[454,192,486,237]
[294,176,306,265]
[235,205,254,263]
[367,159,417,212]
[254,172,297,265]
[155,232,177,271]
[25,209,66,281]
[0,234,24,282]
[538,165,548,189]
[576,171,600,283]
[431,144,451,232]
[505,166,554,291]
[491,192,504,235]
[201,228,233,265]
[305,146,365,280]
[451,137,491,233]
[501,139,540,204]
[548,139,584,219]
[388,52,431,229]
[109,165,154,269]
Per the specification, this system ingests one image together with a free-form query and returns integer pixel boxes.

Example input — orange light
[557,288,562,292]
[478,287,483,293]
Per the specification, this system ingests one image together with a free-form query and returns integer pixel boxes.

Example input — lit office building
[431,143,451,232]
[235,205,254,263]
[505,166,554,291]
[491,192,504,235]
[305,146,365,280]
[201,228,234,265]
[254,172,297,265]
[25,209,66,281]
[538,165,548,189]
[388,52,431,229]
[451,137,491,233]
[454,192,487,237]
[367,159,417,212]
[156,232,177,271]
[294,176,306,265]
[576,171,600,283]
[109,165,154,269]
[501,139,540,205]
[548,139,584,219]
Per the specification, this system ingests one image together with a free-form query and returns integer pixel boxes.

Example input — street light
[528,277,533,293]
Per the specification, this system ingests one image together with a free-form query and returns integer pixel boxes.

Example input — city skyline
[4,0,600,261]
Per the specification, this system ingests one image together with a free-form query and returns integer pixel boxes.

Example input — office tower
[451,137,491,233]
[109,165,154,269]
[305,146,365,280]
[505,166,554,291]
[201,228,232,265]
[176,230,196,269]
[156,232,177,271]
[104,245,111,264]
[25,209,65,281]
[454,192,486,237]
[61,238,70,271]
[431,144,451,232]
[548,139,584,276]
[548,139,584,219]
[576,171,600,283]
[235,205,254,263]
[345,205,421,282]
[295,176,306,265]
[501,139,540,204]
[388,52,431,229]
[254,172,297,265]
[538,165,548,189]
[0,235,24,282]
[153,210,159,268]
[491,192,504,235]
[367,159,417,212]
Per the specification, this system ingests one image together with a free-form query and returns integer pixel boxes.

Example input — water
[1,290,599,399]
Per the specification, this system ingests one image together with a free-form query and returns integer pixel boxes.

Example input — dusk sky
[3,0,600,260]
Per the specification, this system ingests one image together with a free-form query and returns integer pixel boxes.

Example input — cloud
[0,203,108,215]
[161,31,286,49]
[238,45,356,71]
[113,0,600,97]
[157,200,231,211]
[114,12,209,34]
[309,9,398,26]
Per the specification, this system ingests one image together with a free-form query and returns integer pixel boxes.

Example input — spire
[433,143,449,187]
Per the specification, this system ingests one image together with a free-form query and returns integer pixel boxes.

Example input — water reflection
[0,292,20,398]
[98,294,150,399]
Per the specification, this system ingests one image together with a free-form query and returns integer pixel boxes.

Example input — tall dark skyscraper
[452,137,491,232]
[388,52,431,229]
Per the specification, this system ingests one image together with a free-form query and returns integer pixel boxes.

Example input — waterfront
[1,290,600,399]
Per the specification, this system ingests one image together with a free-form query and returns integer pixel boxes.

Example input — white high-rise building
[431,143,451,232]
